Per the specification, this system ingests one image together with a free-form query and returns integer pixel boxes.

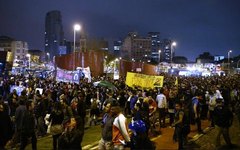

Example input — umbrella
[93,80,117,90]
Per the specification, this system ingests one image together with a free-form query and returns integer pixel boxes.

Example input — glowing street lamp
[26,54,31,69]
[228,50,232,73]
[73,24,81,71]
[158,50,161,63]
[46,52,50,63]
[171,41,177,64]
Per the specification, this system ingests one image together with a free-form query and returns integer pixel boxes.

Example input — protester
[0,96,13,149]
[172,101,185,150]
[156,88,167,128]
[19,100,37,150]
[129,119,155,150]
[98,102,114,150]
[192,92,203,133]
[111,100,130,150]
[49,101,64,150]
[214,98,233,148]
[58,116,83,150]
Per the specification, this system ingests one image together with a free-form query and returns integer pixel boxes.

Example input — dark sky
[0,0,240,61]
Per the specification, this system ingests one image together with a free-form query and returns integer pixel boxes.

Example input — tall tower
[148,32,161,63]
[45,10,64,60]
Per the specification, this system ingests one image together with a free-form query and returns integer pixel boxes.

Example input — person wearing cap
[213,98,233,148]
[111,100,130,150]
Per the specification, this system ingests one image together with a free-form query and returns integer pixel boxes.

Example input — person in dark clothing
[8,89,18,117]
[58,116,84,150]
[77,92,86,130]
[98,102,115,150]
[129,119,155,150]
[214,98,233,148]
[8,97,26,148]
[192,93,203,134]
[172,102,184,150]
[49,102,64,150]
[0,97,13,149]
[19,100,37,150]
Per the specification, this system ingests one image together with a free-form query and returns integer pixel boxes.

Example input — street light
[46,52,50,63]
[228,50,232,73]
[158,50,161,63]
[171,42,177,64]
[73,24,81,71]
[26,54,31,69]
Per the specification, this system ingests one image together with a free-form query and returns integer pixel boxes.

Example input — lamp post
[171,42,177,64]
[73,24,81,71]
[158,50,161,63]
[26,54,31,70]
[46,52,50,63]
[228,50,232,73]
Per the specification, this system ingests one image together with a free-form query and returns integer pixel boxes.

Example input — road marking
[151,135,162,141]
[90,145,99,150]
[82,141,99,150]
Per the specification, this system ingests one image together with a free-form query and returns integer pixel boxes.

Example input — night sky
[0,0,240,61]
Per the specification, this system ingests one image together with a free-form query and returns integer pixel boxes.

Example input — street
[24,115,240,150]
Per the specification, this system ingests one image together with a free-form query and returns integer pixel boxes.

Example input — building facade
[45,10,64,60]
[0,36,28,63]
[161,39,175,63]
[121,32,151,62]
[148,32,161,63]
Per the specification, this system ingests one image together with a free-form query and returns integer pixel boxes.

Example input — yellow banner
[125,72,164,89]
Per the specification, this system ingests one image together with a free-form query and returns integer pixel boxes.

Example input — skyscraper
[45,10,64,60]
[148,32,161,63]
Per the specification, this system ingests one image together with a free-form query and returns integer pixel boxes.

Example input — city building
[45,10,64,60]
[121,32,151,62]
[0,36,14,52]
[160,39,175,63]
[148,32,161,63]
[11,41,29,61]
[0,36,28,63]
[112,39,122,57]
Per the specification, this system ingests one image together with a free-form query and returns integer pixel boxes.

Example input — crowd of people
[0,73,239,150]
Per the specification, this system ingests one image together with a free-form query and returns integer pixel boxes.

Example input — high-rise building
[161,39,174,63]
[45,10,64,60]
[122,32,151,62]
[148,32,161,63]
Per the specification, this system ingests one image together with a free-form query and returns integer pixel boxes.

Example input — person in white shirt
[156,88,167,128]
[208,90,217,127]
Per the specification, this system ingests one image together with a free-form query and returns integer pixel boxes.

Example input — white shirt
[156,93,167,109]
[208,95,216,111]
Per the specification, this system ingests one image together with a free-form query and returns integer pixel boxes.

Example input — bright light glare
[74,24,81,31]
[172,42,177,46]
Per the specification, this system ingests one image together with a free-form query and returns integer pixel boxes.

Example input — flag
[175,77,178,86]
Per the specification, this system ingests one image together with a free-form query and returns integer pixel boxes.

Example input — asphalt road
[22,115,240,150]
